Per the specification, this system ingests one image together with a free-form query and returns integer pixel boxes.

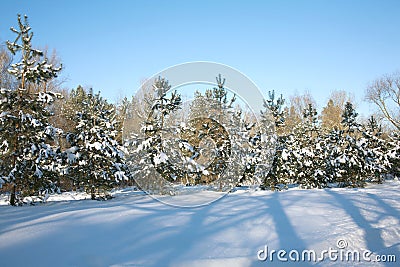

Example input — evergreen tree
[0,14,62,205]
[131,75,264,193]
[262,90,285,130]
[6,15,61,90]
[303,103,318,135]
[293,104,327,188]
[361,116,390,183]
[238,105,275,187]
[387,131,400,177]
[184,75,238,185]
[135,77,183,186]
[262,133,295,190]
[264,101,331,190]
[213,74,228,105]
[327,102,366,187]
[341,102,359,133]
[262,90,288,189]
[324,129,345,184]
[189,74,236,124]
[63,88,128,199]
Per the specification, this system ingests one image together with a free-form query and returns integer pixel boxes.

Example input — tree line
[0,15,399,205]
[261,91,399,190]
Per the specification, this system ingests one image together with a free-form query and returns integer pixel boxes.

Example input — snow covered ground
[0,181,399,267]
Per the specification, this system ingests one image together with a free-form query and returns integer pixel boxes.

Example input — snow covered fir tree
[62,87,130,200]
[0,15,131,204]
[0,14,63,205]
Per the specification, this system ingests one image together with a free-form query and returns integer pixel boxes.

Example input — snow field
[0,181,399,267]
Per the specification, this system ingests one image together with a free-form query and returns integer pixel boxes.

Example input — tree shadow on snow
[326,189,400,267]
[2,188,399,267]
[249,192,314,267]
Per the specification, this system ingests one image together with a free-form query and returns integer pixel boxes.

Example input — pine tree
[131,75,262,193]
[328,102,366,187]
[361,116,390,183]
[6,15,61,91]
[387,131,400,177]
[63,88,128,199]
[237,105,275,187]
[262,90,285,130]
[131,77,183,190]
[184,75,238,185]
[303,103,318,135]
[0,14,62,205]
[189,74,236,124]
[293,104,327,188]
[325,128,345,184]
[262,90,288,189]
[263,101,331,190]
[341,102,359,133]
[262,133,295,190]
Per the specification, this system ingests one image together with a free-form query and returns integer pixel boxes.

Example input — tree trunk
[10,184,16,206]
[91,186,95,200]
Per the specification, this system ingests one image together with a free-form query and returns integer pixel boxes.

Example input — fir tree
[184,75,237,184]
[0,14,62,205]
[6,15,61,91]
[324,129,345,184]
[387,131,400,177]
[63,88,128,200]
[262,90,285,130]
[361,116,390,183]
[342,102,359,133]
[329,102,366,187]
[139,77,183,184]
[262,133,295,190]
[293,104,327,188]
[262,91,288,189]
[303,103,318,136]
[189,74,236,124]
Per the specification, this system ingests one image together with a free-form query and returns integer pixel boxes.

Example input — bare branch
[366,71,400,130]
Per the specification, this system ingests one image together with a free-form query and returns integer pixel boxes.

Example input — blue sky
[1,0,400,117]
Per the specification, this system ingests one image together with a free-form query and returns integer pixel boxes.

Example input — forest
[0,15,399,206]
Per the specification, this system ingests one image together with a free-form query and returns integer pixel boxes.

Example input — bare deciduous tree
[281,92,315,134]
[366,72,400,130]
[289,91,316,119]
[0,48,15,89]
[321,90,354,131]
